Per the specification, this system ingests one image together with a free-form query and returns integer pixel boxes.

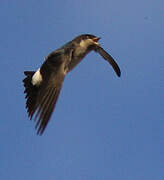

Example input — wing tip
[116,69,121,77]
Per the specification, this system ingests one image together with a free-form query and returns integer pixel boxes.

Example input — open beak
[92,37,101,44]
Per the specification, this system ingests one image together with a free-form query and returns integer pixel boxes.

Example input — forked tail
[23,71,39,119]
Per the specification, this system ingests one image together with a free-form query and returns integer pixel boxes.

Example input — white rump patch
[32,68,43,86]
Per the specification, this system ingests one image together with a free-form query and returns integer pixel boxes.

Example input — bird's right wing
[34,71,64,135]
[95,46,121,77]
[34,51,67,135]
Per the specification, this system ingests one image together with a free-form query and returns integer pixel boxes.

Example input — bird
[23,34,121,135]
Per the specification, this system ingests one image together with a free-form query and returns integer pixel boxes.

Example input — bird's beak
[92,37,101,45]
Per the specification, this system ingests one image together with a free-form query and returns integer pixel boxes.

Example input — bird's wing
[95,46,121,77]
[33,51,66,135]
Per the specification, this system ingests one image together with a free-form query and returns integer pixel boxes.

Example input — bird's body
[23,34,121,135]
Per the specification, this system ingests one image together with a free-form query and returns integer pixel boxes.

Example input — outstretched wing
[95,46,121,77]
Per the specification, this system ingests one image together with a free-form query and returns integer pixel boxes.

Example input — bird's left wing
[95,46,121,77]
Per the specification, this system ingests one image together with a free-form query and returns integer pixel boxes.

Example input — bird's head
[74,34,101,50]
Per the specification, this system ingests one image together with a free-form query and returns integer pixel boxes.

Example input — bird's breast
[67,47,91,72]
[67,56,84,72]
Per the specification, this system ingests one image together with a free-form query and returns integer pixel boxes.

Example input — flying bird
[23,34,121,135]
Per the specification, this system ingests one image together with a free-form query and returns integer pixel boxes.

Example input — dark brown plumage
[23,34,121,135]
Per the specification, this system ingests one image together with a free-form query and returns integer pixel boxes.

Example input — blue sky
[0,0,163,179]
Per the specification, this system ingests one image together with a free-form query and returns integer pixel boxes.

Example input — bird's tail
[23,71,39,119]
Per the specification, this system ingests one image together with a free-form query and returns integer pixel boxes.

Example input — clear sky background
[0,0,163,180]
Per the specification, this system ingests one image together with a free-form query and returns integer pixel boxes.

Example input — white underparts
[32,68,43,86]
